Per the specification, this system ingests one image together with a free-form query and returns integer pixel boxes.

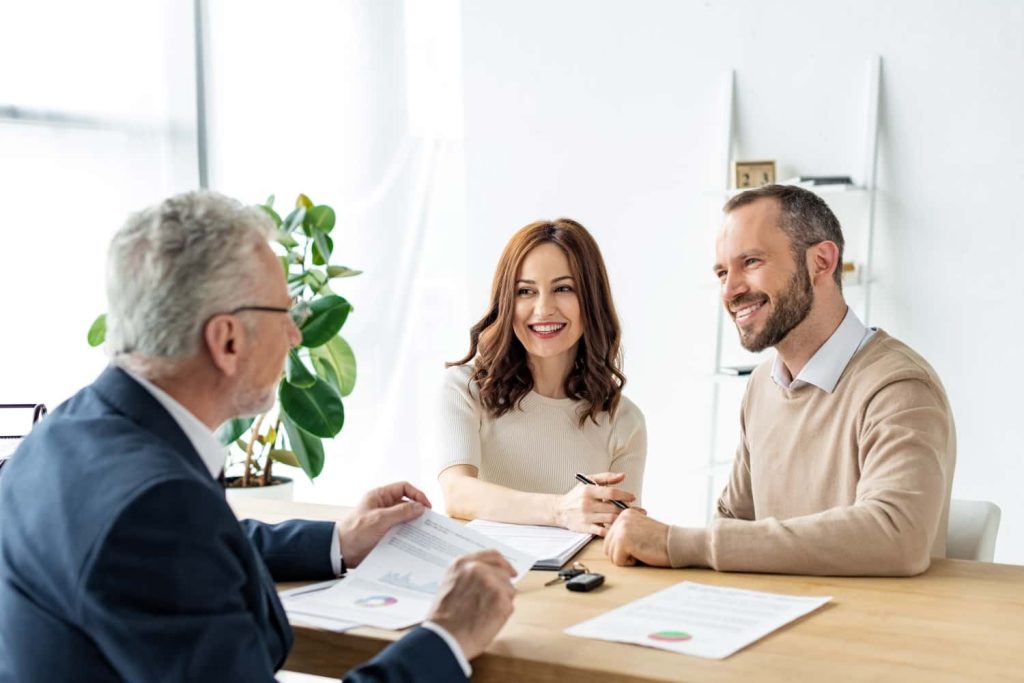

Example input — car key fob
[565,572,604,592]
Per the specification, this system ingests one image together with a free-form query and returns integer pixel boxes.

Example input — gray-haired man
[0,191,514,682]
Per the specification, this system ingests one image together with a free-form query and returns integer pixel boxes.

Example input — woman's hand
[553,472,636,536]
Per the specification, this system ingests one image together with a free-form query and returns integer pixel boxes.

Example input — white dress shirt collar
[125,369,226,479]
[770,307,876,393]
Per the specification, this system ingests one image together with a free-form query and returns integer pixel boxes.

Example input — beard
[232,355,279,418]
[732,262,813,353]
[232,382,277,418]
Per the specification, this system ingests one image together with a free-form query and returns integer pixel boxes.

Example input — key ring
[544,562,590,587]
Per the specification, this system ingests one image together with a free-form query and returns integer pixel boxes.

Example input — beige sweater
[669,331,956,576]
[436,364,647,500]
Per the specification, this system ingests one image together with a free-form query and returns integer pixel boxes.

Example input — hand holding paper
[285,509,534,630]
[336,481,433,567]
[427,550,518,659]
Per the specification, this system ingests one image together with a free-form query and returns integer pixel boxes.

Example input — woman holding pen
[436,218,646,536]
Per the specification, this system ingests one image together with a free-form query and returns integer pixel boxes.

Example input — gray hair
[723,184,845,287]
[105,190,275,377]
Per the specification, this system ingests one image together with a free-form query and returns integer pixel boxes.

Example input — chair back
[947,499,1001,562]
[0,403,47,474]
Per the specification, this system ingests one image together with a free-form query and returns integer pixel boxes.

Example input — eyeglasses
[229,302,312,327]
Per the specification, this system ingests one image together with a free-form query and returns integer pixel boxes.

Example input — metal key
[544,562,588,586]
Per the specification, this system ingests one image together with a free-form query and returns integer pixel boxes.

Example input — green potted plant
[87,193,359,495]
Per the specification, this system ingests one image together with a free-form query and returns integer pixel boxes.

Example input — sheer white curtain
[204,0,470,505]
[0,0,198,409]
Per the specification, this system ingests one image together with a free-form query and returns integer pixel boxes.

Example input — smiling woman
[436,219,647,536]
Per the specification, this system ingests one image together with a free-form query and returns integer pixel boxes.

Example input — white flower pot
[225,476,295,502]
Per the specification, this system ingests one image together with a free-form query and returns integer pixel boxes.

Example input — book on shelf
[782,175,856,191]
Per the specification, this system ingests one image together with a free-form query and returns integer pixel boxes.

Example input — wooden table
[232,499,1024,682]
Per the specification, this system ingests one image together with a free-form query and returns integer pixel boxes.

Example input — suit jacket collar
[90,365,212,483]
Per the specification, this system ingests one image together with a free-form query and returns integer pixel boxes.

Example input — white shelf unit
[702,56,883,523]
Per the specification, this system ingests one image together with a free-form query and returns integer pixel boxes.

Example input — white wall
[459,0,1024,563]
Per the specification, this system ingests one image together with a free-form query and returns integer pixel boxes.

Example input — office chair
[946,499,1001,562]
[0,403,47,475]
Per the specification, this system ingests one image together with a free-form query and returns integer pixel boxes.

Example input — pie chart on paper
[355,595,398,608]
[648,630,692,642]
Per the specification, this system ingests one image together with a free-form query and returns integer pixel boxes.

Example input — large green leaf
[327,265,362,279]
[281,415,325,479]
[300,295,350,347]
[279,377,344,438]
[87,314,107,347]
[311,335,357,397]
[216,416,255,446]
[260,204,282,228]
[307,205,336,233]
[312,231,333,265]
[286,349,316,388]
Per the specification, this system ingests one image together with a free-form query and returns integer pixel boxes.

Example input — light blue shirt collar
[125,369,226,479]
[770,308,876,393]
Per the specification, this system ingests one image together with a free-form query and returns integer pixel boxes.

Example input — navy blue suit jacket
[0,367,466,682]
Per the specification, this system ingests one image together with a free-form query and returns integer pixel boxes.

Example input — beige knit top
[436,364,647,500]
[668,331,956,576]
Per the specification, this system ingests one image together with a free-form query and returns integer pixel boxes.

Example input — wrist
[666,525,709,568]
[422,621,474,676]
[548,493,566,528]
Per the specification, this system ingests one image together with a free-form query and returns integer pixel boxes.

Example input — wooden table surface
[232,499,1024,682]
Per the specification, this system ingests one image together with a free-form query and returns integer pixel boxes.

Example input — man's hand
[426,550,517,660]
[337,481,431,568]
[603,508,671,567]
[554,472,636,536]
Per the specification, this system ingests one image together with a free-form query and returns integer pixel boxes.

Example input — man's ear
[204,314,244,377]
[809,241,841,286]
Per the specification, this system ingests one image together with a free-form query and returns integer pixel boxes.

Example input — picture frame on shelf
[732,160,776,189]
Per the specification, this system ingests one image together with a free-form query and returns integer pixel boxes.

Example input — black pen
[574,473,629,510]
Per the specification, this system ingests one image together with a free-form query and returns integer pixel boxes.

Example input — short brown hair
[723,184,845,286]
[449,218,624,426]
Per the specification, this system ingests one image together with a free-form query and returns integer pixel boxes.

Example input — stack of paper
[281,509,535,630]
[565,581,831,659]
[466,519,592,570]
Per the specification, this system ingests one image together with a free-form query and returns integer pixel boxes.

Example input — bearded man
[605,184,956,576]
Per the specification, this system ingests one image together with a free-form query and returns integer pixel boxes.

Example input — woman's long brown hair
[448,218,625,426]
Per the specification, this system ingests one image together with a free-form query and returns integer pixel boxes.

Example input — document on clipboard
[465,519,592,570]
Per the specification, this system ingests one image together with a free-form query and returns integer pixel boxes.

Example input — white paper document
[280,580,359,632]
[466,519,591,570]
[281,509,535,630]
[565,581,831,659]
